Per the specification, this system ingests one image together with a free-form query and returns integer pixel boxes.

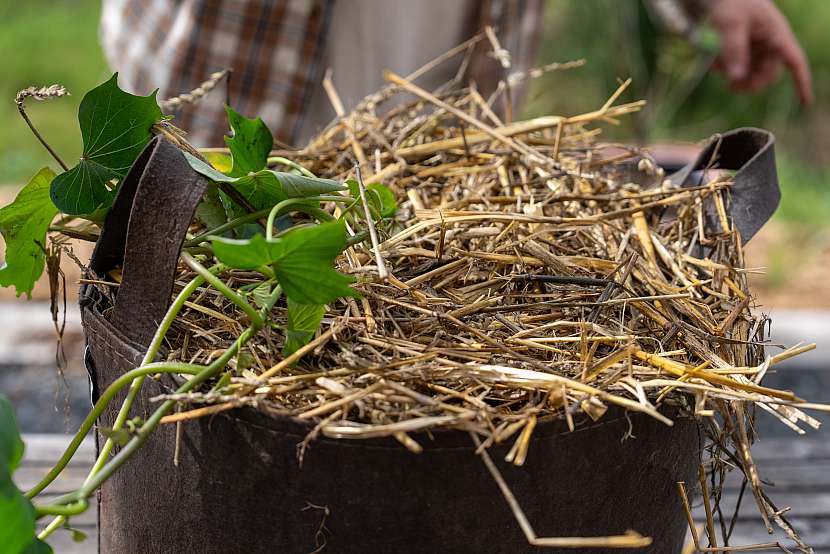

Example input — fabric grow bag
[81,128,779,553]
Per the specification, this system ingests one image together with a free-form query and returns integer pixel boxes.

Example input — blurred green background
[0,1,108,185]
[1,0,827,232]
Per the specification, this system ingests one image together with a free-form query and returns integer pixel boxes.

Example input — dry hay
[141,41,825,551]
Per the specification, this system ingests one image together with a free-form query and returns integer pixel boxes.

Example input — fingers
[775,28,813,104]
[731,56,781,92]
[708,0,813,104]
[717,18,751,83]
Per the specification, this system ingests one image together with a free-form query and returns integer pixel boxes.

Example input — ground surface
[746,221,830,310]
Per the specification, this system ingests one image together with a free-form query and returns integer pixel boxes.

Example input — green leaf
[68,527,88,543]
[234,172,287,210]
[50,73,163,215]
[367,183,397,218]
[184,157,266,237]
[185,153,345,219]
[224,106,273,177]
[346,180,397,219]
[194,183,229,231]
[49,161,117,216]
[186,152,345,201]
[0,467,37,554]
[184,153,237,183]
[201,151,233,174]
[211,220,357,304]
[273,221,357,304]
[212,234,276,270]
[0,168,59,297]
[250,282,273,309]
[22,537,53,553]
[272,172,345,197]
[0,395,38,554]
[217,190,261,239]
[284,300,326,356]
[0,395,24,473]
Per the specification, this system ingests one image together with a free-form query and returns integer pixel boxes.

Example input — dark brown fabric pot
[81,130,779,553]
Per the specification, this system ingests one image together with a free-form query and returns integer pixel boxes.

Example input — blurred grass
[0,0,107,184]
[777,156,830,225]
[764,156,830,288]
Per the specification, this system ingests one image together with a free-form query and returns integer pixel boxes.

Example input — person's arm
[707,0,813,103]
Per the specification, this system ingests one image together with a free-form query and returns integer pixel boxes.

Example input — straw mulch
[153,50,822,550]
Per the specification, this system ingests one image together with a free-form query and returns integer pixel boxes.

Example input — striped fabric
[100,0,543,148]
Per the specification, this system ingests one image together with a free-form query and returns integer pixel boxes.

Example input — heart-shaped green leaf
[212,220,357,304]
[49,161,117,216]
[50,74,162,215]
[250,282,273,310]
[284,300,326,356]
[225,106,273,177]
[0,465,38,554]
[0,168,59,297]
[272,221,357,304]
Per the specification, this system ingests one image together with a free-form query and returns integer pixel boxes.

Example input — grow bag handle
[88,136,209,347]
[668,127,780,244]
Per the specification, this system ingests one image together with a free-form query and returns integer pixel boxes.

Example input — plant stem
[304,207,336,222]
[49,286,283,508]
[318,195,352,203]
[25,362,203,499]
[35,274,283,541]
[16,102,69,171]
[256,265,276,280]
[265,197,335,240]
[67,338,246,502]
[85,274,208,482]
[34,500,88,518]
[48,225,99,242]
[346,229,370,246]
[30,272,209,505]
[267,157,316,177]
[182,253,263,328]
[184,208,272,247]
[36,513,65,540]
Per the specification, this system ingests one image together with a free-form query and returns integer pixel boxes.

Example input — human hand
[708,0,812,103]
